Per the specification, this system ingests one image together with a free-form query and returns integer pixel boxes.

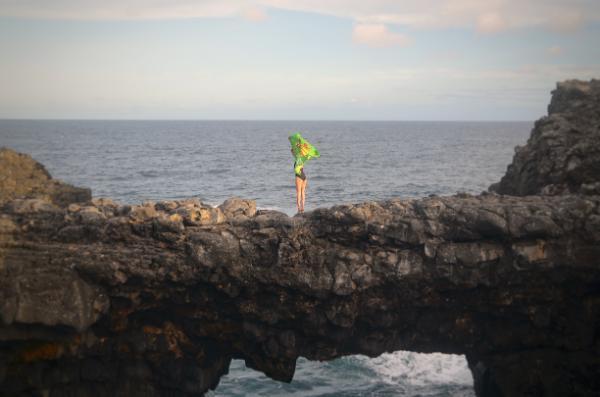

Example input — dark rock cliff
[489,79,600,196]
[1,80,600,397]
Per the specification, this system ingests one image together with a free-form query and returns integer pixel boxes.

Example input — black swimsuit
[294,162,306,180]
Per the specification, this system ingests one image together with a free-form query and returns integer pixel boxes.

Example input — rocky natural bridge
[1,79,599,397]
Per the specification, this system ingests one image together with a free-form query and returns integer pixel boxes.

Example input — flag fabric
[289,133,320,176]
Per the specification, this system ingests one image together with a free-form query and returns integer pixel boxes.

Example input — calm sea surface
[0,119,532,396]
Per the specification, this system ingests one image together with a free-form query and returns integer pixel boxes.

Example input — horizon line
[0,117,535,123]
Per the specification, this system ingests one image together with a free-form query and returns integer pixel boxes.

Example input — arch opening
[212,352,474,396]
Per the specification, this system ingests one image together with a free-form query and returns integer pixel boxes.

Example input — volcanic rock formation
[1,79,599,397]
[0,149,91,206]
[490,79,600,196]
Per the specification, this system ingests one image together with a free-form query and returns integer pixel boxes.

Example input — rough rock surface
[1,80,600,397]
[0,148,91,206]
[490,79,600,196]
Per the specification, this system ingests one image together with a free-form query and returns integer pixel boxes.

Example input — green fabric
[289,133,320,176]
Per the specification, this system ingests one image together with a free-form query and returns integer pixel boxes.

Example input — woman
[289,133,319,214]
[292,150,308,213]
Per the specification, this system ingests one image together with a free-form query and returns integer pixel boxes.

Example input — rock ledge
[1,80,600,397]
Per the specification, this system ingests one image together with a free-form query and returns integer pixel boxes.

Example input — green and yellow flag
[289,132,320,176]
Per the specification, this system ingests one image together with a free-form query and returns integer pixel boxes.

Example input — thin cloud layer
[265,0,598,32]
[242,6,268,22]
[352,24,412,47]
[0,0,247,20]
[0,0,598,119]
[476,13,508,34]
[1,0,598,34]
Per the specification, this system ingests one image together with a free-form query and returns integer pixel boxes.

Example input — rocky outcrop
[0,148,91,206]
[489,79,600,196]
[1,80,600,397]
[2,183,599,397]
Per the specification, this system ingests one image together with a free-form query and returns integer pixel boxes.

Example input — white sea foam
[213,353,474,396]
[358,351,473,386]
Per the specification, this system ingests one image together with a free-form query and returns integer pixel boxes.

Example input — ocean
[0,119,531,396]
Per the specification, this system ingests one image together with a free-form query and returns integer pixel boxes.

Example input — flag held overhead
[289,133,320,176]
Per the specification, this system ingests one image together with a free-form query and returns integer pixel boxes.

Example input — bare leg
[300,178,307,212]
[295,176,302,213]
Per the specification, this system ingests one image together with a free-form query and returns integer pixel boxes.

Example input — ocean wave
[213,352,474,397]
[358,351,473,387]
[138,170,160,178]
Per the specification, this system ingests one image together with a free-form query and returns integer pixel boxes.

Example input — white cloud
[242,6,268,22]
[0,0,598,49]
[0,0,598,34]
[262,0,598,32]
[476,13,508,34]
[352,24,412,47]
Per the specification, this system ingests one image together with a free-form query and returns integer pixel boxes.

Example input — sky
[0,0,599,120]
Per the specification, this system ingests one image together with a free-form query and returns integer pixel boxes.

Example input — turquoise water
[0,119,531,396]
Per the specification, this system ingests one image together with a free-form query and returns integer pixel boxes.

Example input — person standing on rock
[289,133,320,214]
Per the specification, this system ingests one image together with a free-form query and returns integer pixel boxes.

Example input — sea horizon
[0,118,535,123]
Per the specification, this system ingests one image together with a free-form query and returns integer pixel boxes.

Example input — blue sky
[0,0,599,120]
